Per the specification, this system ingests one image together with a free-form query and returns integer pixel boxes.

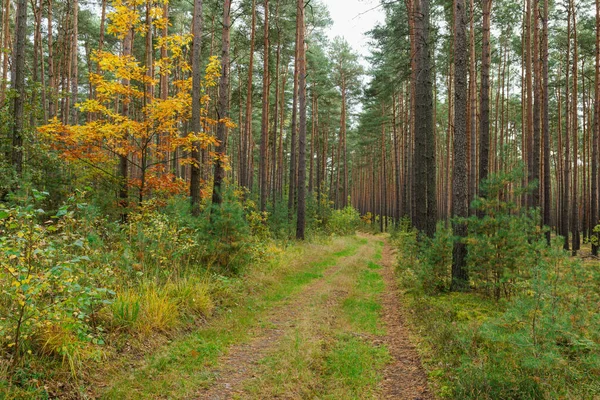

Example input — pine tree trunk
[70,0,78,124]
[525,0,534,205]
[563,3,572,251]
[532,0,541,209]
[452,0,469,291]
[543,0,552,244]
[571,0,580,254]
[271,3,281,207]
[241,0,256,189]
[593,0,600,256]
[260,0,270,211]
[0,0,10,104]
[296,0,307,239]
[212,0,232,206]
[479,0,492,194]
[47,0,55,119]
[288,21,299,216]
[11,0,27,176]
[468,0,477,212]
[190,0,204,215]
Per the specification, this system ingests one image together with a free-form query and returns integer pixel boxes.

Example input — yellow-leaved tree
[39,0,222,213]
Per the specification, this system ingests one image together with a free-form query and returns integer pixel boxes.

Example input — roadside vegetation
[0,188,363,398]
[395,172,600,399]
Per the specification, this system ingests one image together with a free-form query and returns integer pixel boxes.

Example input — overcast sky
[322,0,385,65]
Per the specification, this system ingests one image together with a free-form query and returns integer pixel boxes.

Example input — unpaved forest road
[196,234,431,400]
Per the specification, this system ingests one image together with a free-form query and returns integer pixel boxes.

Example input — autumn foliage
[38,0,235,204]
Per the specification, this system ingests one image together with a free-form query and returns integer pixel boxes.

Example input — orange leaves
[131,171,188,197]
[37,0,237,204]
[220,117,238,130]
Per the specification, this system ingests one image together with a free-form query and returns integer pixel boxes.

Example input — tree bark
[452,0,469,291]
[296,0,306,240]
[241,0,256,189]
[190,0,204,215]
[543,0,551,244]
[571,0,580,254]
[479,0,492,194]
[260,0,270,211]
[593,0,600,256]
[11,0,27,176]
[413,0,437,237]
[288,20,300,217]
[212,0,232,206]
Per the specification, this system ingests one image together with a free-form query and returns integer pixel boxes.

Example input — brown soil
[194,241,372,400]
[379,240,433,400]
[193,236,433,400]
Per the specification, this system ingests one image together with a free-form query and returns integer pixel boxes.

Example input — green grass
[322,333,390,399]
[341,260,386,336]
[240,235,390,399]
[99,236,362,399]
[373,240,384,262]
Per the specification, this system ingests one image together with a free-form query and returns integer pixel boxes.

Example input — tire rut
[379,240,433,400]
[193,240,372,400]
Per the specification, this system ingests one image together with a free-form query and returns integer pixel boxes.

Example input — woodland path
[101,235,431,399]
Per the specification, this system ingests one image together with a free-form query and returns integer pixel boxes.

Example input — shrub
[0,191,110,376]
[464,169,542,300]
[327,205,361,236]
[417,223,453,294]
[195,191,254,274]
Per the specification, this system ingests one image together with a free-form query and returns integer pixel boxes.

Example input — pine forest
[0,0,600,398]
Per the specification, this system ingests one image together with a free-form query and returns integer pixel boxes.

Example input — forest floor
[95,234,431,399]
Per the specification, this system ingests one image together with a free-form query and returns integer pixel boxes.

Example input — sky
[321,0,385,66]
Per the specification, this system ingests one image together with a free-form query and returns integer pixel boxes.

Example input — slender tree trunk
[11,0,27,176]
[288,21,299,216]
[212,0,232,206]
[572,0,580,254]
[119,29,133,222]
[593,0,600,256]
[190,0,204,215]
[241,0,256,189]
[296,0,307,239]
[47,0,56,119]
[341,77,348,208]
[526,0,534,204]
[260,0,270,211]
[563,3,572,250]
[479,0,492,194]
[468,0,477,211]
[543,0,551,244]
[70,0,78,124]
[0,0,10,104]
[271,3,281,207]
[393,94,401,224]
[532,0,541,209]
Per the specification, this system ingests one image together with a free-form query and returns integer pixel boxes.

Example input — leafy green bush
[0,191,111,376]
[327,205,361,236]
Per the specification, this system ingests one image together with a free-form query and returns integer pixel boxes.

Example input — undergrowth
[395,171,600,399]
[0,188,360,397]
